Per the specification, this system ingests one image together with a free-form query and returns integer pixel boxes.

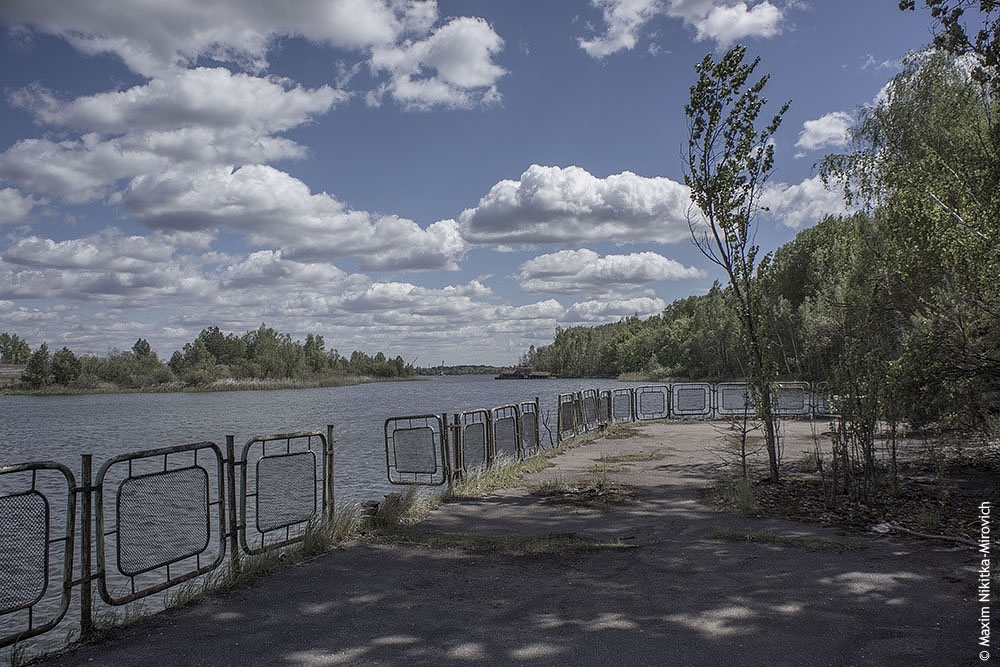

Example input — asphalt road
[34,420,983,666]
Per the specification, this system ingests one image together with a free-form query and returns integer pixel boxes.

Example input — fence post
[324,424,335,519]
[80,454,93,637]
[556,396,563,444]
[225,435,240,573]
[450,416,462,484]
[534,397,541,452]
[440,413,453,486]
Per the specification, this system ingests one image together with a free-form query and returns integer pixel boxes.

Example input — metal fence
[0,426,333,651]
[383,381,835,489]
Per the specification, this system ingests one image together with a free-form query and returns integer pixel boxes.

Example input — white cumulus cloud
[459,165,693,245]
[0,0,422,76]
[119,164,468,271]
[12,68,344,134]
[762,175,854,229]
[578,0,664,58]
[795,111,853,155]
[368,16,506,110]
[564,296,666,323]
[0,187,43,225]
[517,248,704,294]
[0,0,505,111]
[579,0,784,57]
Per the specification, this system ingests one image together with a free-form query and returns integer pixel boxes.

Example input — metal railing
[382,381,835,489]
[0,426,333,651]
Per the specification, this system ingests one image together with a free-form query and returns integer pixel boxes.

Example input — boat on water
[494,365,552,380]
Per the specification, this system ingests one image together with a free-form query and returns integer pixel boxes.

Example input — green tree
[51,346,82,385]
[900,1,1000,94]
[196,327,247,367]
[303,334,329,374]
[170,339,227,385]
[243,324,305,378]
[684,45,789,482]
[822,50,1000,431]
[21,343,53,389]
[132,338,152,358]
[0,332,31,364]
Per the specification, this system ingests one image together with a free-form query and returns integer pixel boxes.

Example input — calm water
[0,375,643,504]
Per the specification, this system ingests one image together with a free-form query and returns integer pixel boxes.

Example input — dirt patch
[529,478,640,508]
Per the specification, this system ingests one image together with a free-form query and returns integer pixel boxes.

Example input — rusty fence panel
[94,442,226,606]
[772,382,812,417]
[635,385,670,421]
[457,410,491,473]
[491,404,521,461]
[556,392,580,442]
[0,462,76,649]
[2,427,334,652]
[239,431,329,555]
[611,388,635,423]
[715,383,753,418]
[384,415,448,486]
[518,400,540,457]
[580,389,600,431]
[597,390,612,426]
[670,383,711,418]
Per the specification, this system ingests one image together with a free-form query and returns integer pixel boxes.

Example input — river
[0,375,645,504]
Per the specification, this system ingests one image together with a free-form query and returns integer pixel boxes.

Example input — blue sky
[0,1,936,366]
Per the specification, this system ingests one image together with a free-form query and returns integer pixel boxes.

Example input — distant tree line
[411,364,504,376]
[1,324,415,392]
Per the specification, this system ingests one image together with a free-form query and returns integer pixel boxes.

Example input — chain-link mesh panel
[812,383,834,417]
[240,431,329,554]
[582,390,599,429]
[492,406,519,460]
[773,382,811,416]
[519,409,538,454]
[598,391,611,426]
[611,388,634,422]
[0,463,75,650]
[97,442,224,607]
[392,427,437,474]
[558,393,579,440]
[717,383,752,416]
[255,452,317,533]
[461,420,488,471]
[385,416,445,486]
[672,384,712,417]
[0,491,48,612]
[116,466,210,577]
[636,385,669,420]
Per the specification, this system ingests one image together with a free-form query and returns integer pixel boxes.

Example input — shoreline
[0,373,435,397]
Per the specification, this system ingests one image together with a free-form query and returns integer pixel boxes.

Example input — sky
[0,1,938,367]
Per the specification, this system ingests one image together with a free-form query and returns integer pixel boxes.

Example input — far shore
[0,371,436,397]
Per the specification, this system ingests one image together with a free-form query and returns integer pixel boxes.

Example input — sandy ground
[33,420,985,666]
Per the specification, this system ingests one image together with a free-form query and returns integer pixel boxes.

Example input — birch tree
[684,45,789,483]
